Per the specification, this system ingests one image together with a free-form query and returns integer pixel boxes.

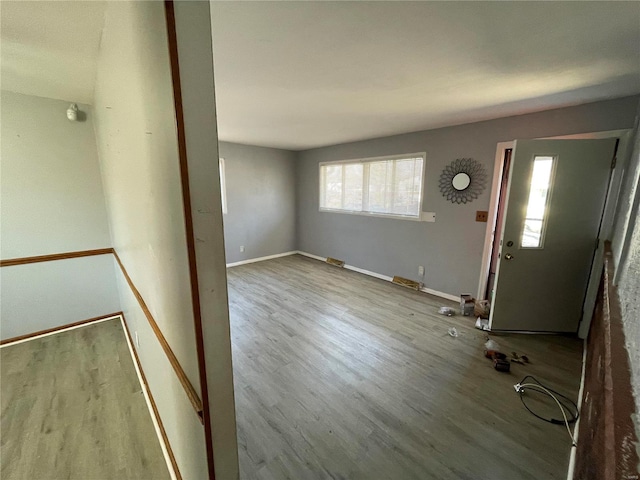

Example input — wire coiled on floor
[514,375,579,446]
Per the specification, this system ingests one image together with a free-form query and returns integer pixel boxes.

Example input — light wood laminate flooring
[0,318,170,480]
[228,254,583,480]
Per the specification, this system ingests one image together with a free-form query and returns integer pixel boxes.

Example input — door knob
[504,253,514,260]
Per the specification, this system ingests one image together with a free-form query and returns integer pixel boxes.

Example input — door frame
[478,130,632,337]
[477,141,514,303]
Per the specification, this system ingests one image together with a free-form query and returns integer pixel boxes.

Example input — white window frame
[219,157,228,215]
[319,152,426,221]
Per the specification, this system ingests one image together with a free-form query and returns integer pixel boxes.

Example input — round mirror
[452,172,471,191]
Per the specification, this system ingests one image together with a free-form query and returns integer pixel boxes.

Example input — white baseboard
[295,251,325,262]
[566,339,587,480]
[296,251,458,303]
[420,287,459,302]
[120,316,178,480]
[344,263,393,282]
[0,314,121,348]
[226,250,298,268]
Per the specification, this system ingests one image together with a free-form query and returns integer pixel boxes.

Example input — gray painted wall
[219,141,297,264]
[0,91,119,340]
[296,95,640,297]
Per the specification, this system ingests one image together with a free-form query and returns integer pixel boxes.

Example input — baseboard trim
[566,338,587,480]
[296,251,458,303]
[0,312,123,346]
[419,287,459,303]
[120,314,181,480]
[295,251,325,262]
[226,250,299,268]
[344,263,393,282]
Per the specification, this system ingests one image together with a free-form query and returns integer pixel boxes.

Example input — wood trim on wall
[120,313,183,480]
[1,247,204,423]
[0,248,114,267]
[0,312,123,346]
[164,2,216,478]
[112,250,204,421]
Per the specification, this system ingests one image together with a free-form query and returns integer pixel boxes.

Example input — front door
[490,139,616,332]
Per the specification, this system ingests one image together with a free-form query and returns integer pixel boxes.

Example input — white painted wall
[1,91,112,257]
[0,91,119,340]
[177,2,239,476]
[92,2,208,478]
[1,255,120,339]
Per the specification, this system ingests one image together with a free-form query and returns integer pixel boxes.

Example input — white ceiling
[1,1,105,105]
[2,2,638,149]
[210,1,640,150]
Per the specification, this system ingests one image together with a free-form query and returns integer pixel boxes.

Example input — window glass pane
[323,165,343,210]
[343,163,363,211]
[319,154,424,218]
[219,158,227,215]
[391,157,422,216]
[367,160,393,213]
[521,156,554,248]
[522,219,543,248]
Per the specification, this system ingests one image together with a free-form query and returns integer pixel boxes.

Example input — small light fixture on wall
[66,103,78,121]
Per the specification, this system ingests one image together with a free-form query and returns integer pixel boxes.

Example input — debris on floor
[460,294,475,316]
[493,358,511,372]
[474,299,491,319]
[481,338,532,373]
[483,337,511,372]
[511,352,530,365]
[484,349,506,360]
[475,317,490,331]
[484,338,501,351]
[448,327,459,338]
[438,306,455,316]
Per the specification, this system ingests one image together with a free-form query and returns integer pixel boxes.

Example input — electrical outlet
[135,331,140,348]
[240,245,245,252]
[418,266,425,276]
[476,211,488,222]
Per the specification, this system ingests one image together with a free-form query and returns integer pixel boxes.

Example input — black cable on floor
[516,375,579,423]
[515,375,579,446]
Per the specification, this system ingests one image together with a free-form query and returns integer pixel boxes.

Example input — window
[219,157,228,214]
[521,156,555,248]
[319,153,425,219]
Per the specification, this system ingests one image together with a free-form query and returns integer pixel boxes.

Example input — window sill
[319,208,424,222]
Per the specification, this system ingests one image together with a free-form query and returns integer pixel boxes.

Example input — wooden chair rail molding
[0,248,114,267]
[0,247,204,422]
[112,251,204,422]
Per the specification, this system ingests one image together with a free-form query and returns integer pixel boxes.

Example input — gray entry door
[490,139,616,332]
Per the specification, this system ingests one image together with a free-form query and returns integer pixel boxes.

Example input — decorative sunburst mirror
[439,158,487,204]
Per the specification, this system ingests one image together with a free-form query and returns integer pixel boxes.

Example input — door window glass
[521,156,554,248]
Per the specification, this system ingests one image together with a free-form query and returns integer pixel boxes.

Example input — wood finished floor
[0,318,170,480]
[228,254,583,480]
